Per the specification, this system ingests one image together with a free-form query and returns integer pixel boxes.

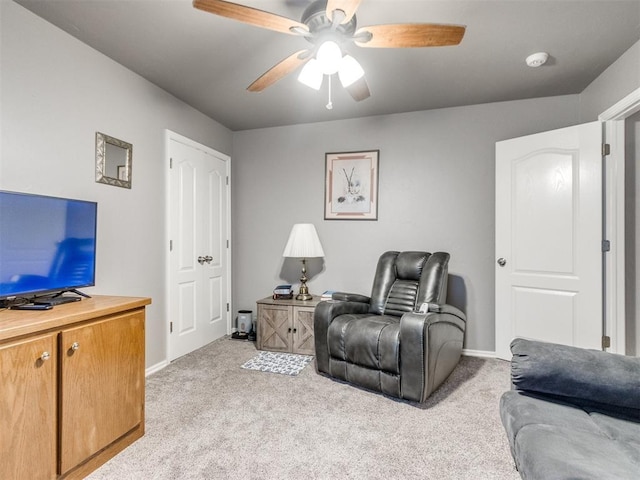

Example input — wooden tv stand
[0,295,151,479]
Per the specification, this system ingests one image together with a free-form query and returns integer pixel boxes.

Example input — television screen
[0,191,97,300]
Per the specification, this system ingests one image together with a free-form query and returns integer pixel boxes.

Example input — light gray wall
[0,2,233,369]
[4,2,638,362]
[232,96,579,353]
[580,39,640,122]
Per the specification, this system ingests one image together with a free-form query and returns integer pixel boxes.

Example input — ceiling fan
[193,0,466,105]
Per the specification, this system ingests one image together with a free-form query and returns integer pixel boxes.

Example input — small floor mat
[241,351,313,376]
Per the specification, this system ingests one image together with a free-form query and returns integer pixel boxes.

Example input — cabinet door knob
[70,342,80,352]
[40,351,50,361]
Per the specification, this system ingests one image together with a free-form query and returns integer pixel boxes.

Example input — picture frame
[324,150,379,220]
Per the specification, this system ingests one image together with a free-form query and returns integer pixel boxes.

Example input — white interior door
[495,122,602,359]
[168,133,230,361]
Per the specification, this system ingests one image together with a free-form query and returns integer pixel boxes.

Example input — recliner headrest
[395,252,430,280]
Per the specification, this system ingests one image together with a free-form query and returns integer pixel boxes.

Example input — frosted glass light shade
[298,59,323,90]
[338,55,364,87]
[282,224,325,258]
[316,40,342,75]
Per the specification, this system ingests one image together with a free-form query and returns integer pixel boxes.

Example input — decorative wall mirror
[95,132,133,189]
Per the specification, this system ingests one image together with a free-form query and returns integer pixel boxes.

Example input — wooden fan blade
[355,24,466,48]
[345,76,370,102]
[247,50,311,92]
[326,0,363,24]
[193,0,309,35]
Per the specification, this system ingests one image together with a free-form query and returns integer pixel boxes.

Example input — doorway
[166,131,231,361]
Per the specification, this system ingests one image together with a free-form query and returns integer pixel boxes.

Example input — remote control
[10,304,53,310]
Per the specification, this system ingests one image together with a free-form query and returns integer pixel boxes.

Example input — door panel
[495,122,602,359]
[513,152,575,274]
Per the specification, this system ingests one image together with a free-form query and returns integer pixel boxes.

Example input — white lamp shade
[338,55,365,87]
[282,223,325,258]
[298,58,323,90]
[316,40,342,75]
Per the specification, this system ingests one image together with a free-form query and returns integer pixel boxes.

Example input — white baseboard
[462,348,497,358]
[146,359,169,377]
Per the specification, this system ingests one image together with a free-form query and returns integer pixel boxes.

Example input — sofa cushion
[327,313,400,374]
[514,424,640,480]
[500,391,602,450]
[501,390,640,480]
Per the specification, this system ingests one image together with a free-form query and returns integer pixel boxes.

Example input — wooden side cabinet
[0,295,150,480]
[256,296,321,355]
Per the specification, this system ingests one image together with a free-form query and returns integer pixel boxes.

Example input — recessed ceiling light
[526,52,549,67]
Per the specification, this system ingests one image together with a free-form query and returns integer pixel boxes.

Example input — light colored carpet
[87,337,520,480]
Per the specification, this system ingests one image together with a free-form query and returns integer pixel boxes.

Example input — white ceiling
[14,0,640,131]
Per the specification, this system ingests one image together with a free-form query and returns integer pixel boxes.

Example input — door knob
[197,256,206,265]
[497,258,507,267]
[204,256,213,264]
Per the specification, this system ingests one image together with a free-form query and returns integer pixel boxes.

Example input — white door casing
[167,132,230,361]
[495,122,602,360]
[599,87,640,355]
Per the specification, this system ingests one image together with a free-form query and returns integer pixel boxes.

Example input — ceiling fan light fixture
[338,54,364,88]
[298,58,323,90]
[316,40,342,75]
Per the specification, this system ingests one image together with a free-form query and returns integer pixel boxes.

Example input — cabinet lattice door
[259,305,290,352]
[293,307,315,355]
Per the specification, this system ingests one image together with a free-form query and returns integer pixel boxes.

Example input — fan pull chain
[326,75,333,110]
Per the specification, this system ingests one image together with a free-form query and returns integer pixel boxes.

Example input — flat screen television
[0,191,97,301]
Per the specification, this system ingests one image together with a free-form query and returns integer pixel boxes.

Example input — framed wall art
[324,150,379,220]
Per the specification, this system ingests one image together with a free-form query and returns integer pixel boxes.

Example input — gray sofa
[500,338,640,480]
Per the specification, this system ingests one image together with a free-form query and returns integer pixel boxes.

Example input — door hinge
[170,157,173,168]
[602,335,611,349]
[602,240,611,252]
[226,303,230,312]
[226,176,229,185]
[170,321,173,334]
[226,239,229,248]
[602,143,610,156]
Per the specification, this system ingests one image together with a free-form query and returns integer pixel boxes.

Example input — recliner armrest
[331,292,371,303]
[510,338,640,412]
[399,305,466,402]
[314,299,370,374]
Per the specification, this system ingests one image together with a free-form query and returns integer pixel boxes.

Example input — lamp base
[296,292,314,301]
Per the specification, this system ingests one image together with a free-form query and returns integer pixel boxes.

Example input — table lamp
[282,223,325,300]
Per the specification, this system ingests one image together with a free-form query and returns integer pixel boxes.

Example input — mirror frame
[95,132,133,189]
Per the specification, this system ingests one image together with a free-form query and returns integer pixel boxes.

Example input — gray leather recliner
[314,251,466,402]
